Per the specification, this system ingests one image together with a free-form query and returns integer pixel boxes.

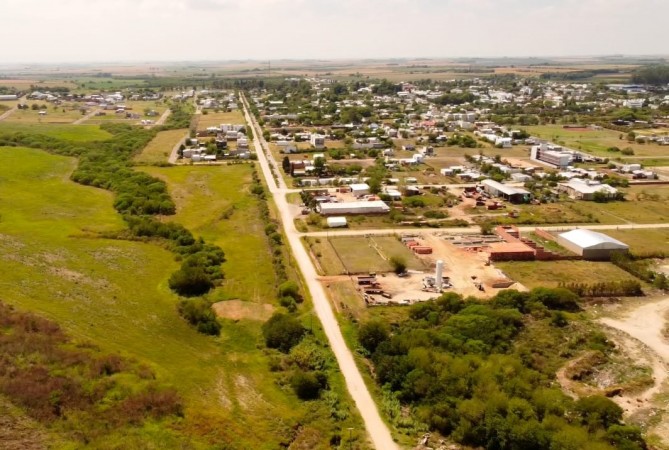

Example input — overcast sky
[1,0,667,63]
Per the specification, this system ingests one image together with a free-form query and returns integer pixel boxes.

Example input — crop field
[134,128,187,164]
[0,148,362,448]
[496,260,640,289]
[0,122,112,141]
[197,110,246,129]
[0,78,79,90]
[525,125,669,157]
[310,235,427,275]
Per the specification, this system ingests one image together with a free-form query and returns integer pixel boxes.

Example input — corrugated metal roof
[558,229,629,250]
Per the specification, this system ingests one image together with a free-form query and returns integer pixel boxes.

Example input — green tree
[358,320,390,353]
[262,313,305,353]
[575,396,623,430]
[389,256,407,275]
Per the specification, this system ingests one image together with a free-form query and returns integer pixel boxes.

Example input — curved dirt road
[241,94,399,450]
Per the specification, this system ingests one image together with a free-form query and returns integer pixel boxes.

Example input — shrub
[575,396,623,429]
[278,280,300,299]
[169,266,215,297]
[177,298,221,336]
[290,370,327,400]
[358,320,390,353]
[389,256,407,275]
[262,313,305,352]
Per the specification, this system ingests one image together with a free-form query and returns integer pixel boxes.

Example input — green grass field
[197,110,247,129]
[525,125,669,158]
[602,228,669,255]
[0,148,363,448]
[495,260,640,289]
[0,122,112,141]
[134,128,187,164]
[312,236,426,275]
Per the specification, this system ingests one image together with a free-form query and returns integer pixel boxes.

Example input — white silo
[435,260,444,289]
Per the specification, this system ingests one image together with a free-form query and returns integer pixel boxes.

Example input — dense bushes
[0,301,183,441]
[290,371,328,400]
[362,289,645,449]
[559,280,643,297]
[177,298,222,335]
[262,313,305,352]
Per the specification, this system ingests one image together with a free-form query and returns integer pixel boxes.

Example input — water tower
[435,260,444,289]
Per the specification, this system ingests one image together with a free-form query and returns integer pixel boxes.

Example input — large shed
[481,179,532,204]
[318,201,390,216]
[557,229,629,260]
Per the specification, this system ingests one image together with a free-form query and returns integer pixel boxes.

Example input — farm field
[496,260,640,289]
[525,125,669,157]
[0,147,361,448]
[0,122,112,141]
[307,235,427,275]
[134,128,187,164]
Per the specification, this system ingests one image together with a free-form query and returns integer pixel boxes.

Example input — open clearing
[0,122,111,142]
[496,260,640,289]
[0,147,359,448]
[212,300,275,321]
[603,228,669,254]
[197,110,247,129]
[525,125,669,158]
[134,128,187,164]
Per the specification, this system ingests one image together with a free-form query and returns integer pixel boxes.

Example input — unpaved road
[153,108,171,127]
[168,132,189,164]
[0,105,17,121]
[600,298,669,362]
[72,108,100,125]
[241,94,399,450]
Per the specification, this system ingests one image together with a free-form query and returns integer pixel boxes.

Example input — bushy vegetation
[631,64,669,85]
[262,312,306,353]
[177,298,222,335]
[0,301,184,444]
[612,253,668,291]
[558,280,643,297]
[0,124,226,333]
[362,289,646,449]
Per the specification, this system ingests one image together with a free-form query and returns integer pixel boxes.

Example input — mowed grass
[140,164,278,303]
[0,122,112,142]
[319,236,426,275]
[603,228,669,255]
[525,125,669,157]
[134,128,187,164]
[495,260,640,289]
[197,110,247,129]
[0,149,354,448]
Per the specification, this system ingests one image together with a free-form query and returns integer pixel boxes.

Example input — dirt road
[241,94,399,450]
[153,108,171,127]
[72,108,100,125]
[0,106,17,121]
[168,132,189,164]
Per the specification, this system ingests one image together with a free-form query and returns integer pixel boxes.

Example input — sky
[1,0,667,63]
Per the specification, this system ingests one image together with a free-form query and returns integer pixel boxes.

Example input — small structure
[559,179,618,201]
[556,229,629,260]
[350,183,370,196]
[326,216,347,228]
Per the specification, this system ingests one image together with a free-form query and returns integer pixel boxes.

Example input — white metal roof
[558,229,629,250]
[482,179,531,196]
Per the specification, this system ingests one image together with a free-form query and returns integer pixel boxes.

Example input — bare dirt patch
[212,300,275,321]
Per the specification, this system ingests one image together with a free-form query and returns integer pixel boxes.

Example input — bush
[576,396,623,429]
[389,256,407,275]
[278,280,300,299]
[169,266,215,297]
[177,298,221,336]
[262,313,305,352]
[358,320,390,353]
[290,370,327,400]
[529,287,580,312]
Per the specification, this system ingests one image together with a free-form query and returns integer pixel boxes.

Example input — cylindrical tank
[435,260,444,289]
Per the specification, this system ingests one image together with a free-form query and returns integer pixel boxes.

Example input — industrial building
[318,201,390,216]
[326,217,347,228]
[530,142,572,168]
[556,229,629,260]
[481,179,532,204]
[559,178,618,201]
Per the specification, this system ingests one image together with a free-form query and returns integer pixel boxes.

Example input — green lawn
[0,122,112,142]
[0,148,363,449]
[495,260,640,289]
[602,228,669,255]
[134,128,187,164]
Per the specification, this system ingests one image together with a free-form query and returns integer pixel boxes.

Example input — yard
[495,260,640,290]
[307,235,427,275]
[134,128,188,164]
[196,110,247,129]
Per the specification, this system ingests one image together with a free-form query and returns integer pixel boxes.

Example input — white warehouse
[557,229,629,260]
[318,201,390,216]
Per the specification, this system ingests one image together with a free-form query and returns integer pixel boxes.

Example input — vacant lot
[134,128,187,164]
[496,260,640,289]
[602,228,669,255]
[309,235,426,275]
[5,101,85,124]
[83,100,168,125]
[0,122,112,141]
[0,148,361,448]
[526,125,669,158]
[197,110,247,129]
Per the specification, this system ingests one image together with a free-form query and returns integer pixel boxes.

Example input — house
[559,179,618,201]
[557,229,629,260]
[310,134,325,149]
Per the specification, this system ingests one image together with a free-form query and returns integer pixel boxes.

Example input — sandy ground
[72,108,100,125]
[599,297,669,444]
